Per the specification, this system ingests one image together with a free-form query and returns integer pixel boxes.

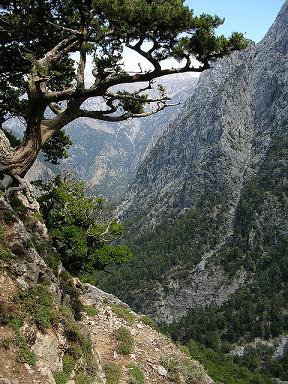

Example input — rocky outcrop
[0,195,213,383]
[99,1,288,322]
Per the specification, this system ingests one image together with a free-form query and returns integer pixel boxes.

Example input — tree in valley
[0,0,247,193]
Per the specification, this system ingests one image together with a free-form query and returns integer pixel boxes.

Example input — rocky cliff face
[97,1,288,324]
[0,195,212,384]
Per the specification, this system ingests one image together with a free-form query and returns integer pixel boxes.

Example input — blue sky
[185,0,285,42]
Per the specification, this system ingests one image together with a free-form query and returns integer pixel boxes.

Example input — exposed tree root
[0,173,29,201]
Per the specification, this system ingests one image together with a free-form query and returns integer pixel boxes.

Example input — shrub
[111,304,135,324]
[115,326,133,355]
[105,362,121,384]
[9,196,28,214]
[53,371,67,384]
[0,209,15,223]
[128,363,145,384]
[162,354,207,384]
[16,286,59,329]
[0,244,13,261]
[60,272,83,320]
[83,305,98,317]
[74,371,94,384]
[0,302,13,324]
[10,318,37,366]
[0,338,12,350]
[140,315,157,329]
[37,176,132,275]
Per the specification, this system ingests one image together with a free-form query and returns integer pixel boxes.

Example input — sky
[185,0,285,43]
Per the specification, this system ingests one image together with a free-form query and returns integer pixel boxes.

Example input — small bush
[0,302,12,324]
[0,209,15,223]
[115,326,133,355]
[32,211,45,224]
[60,274,83,320]
[140,315,157,329]
[0,338,12,350]
[83,305,98,317]
[16,286,59,329]
[128,363,145,384]
[0,244,13,261]
[53,371,67,384]
[53,353,76,384]
[111,304,135,324]
[105,362,121,384]
[78,274,97,285]
[162,354,207,384]
[74,371,94,384]
[18,342,37,366]
[62,353,76,376]
[45,253,61,269]
[10,318,37,366]
[9,196,28,214]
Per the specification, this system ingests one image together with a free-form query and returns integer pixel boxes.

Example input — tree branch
[46,21,83,36]
[45,62,208,103]
[77,102,177,122]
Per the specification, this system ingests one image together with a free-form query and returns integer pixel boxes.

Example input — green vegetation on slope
[37,175,132,276]
[166,128,288,380]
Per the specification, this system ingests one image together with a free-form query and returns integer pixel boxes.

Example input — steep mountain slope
[96,0,288,337]
[60,75,197,201]
[0,195,213,384]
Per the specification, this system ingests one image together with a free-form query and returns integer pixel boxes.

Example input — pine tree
[0,0,247,192]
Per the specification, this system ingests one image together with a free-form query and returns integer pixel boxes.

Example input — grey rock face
[113,1,288,322]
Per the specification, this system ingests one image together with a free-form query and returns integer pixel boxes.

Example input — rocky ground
[0,195,212,384]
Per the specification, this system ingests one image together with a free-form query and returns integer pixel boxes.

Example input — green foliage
[42,130,72,165]
[1,0,247,171]
[55,304,97,383]
[128,363,145,384]
[233,344,288,382]
[44,253,61,270]
[60,272,84,321]
[37,176,132,275]
[117,91,148,114]
[9,196,28,214]
[53,371,68,384]
[10,318,37,366]
[0,302,12,325]
[0,208,15,224]
[0,243,13,261]
[115,326,133,355]
[104,362,121,384]
[16,286,58,329]
[186,341,272,384]
[0,224,5,239]
[74,371,94,384]
[0,338,12,350]
[83,305,98,317]
[140,315,157,329]
[96,195,229,312]
[161,354,207,384]
[111,304,135,324]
